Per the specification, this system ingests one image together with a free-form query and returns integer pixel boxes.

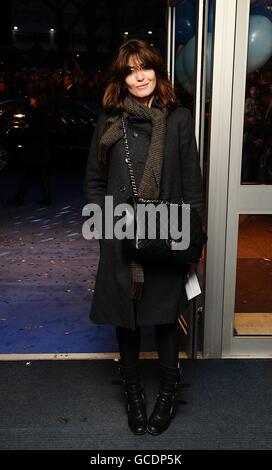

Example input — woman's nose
[135,70,144,80]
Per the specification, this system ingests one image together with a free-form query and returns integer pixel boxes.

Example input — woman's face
[124,55,156,107]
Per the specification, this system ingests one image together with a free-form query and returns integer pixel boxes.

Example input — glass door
[167,0,213,357]
[202,0,272,358]
[222,0,272,357]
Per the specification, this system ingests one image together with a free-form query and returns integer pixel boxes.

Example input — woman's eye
[129,66,148,73]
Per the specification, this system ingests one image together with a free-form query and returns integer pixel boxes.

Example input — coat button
[133,131,138,138]
[120,185,127,192]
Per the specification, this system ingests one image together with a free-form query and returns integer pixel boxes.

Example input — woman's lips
[137,83,149,89]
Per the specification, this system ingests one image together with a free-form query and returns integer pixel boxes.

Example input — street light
[12,26,19,45]
[49,28,55,48]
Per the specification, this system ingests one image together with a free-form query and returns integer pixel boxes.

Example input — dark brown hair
[102,39,176,112]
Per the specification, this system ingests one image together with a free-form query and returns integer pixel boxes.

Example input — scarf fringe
[131,281,143,301]
[99,142,108,164]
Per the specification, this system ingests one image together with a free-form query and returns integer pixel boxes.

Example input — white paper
[185,272,201,300]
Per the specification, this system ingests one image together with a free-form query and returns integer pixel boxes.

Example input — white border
[0,352,192,361]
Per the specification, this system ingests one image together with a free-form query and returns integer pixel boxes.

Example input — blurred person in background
[7,92,52,206]
[0,77,9,101]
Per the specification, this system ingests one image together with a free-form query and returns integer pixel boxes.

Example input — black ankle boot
[147,362,182,436]
[118,360,147,435]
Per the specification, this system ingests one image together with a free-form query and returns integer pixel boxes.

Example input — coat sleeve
[83,112,108,208]
[178,108,205,223]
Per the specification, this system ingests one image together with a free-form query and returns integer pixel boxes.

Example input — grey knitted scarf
[98,95,168,300]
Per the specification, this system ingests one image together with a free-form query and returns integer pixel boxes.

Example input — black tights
[116,320,180,369]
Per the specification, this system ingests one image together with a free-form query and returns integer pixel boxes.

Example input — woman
[84,39,204,436]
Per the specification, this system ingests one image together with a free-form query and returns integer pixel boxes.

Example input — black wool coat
[84,103,204,330]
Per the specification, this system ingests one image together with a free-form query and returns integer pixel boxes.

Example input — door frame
[204,0,272,358]
[167,0,208,358]
[222,0,272,357]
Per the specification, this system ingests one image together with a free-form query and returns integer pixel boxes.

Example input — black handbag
[121,116,207,265]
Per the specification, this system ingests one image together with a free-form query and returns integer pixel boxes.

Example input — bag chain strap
[121,115,138,198]
[121,114,184,207]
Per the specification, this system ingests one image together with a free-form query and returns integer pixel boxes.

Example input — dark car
[0,97,101,169]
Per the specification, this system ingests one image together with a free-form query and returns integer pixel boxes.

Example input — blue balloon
[182,36,195,80]
[175,46,194,95]
[183,33,212,88]
[175,0,196,45]
[247,15,272,74]
[175,33,212,97]
[250,4,272,21]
